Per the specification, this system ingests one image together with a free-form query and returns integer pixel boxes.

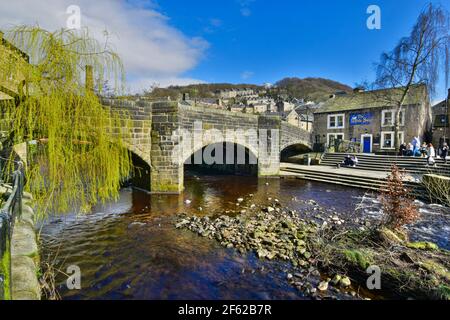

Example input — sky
[0,0,449,101]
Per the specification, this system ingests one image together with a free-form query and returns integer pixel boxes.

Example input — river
[38,172,448,300]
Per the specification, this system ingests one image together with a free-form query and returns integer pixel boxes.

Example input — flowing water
[39,172,448,300]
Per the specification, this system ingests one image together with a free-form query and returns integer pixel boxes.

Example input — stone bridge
[104,99,312,194]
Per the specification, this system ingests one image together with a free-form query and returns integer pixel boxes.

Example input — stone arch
[181,139,259,166]
[280,141,312,162]
[182,139,259,177]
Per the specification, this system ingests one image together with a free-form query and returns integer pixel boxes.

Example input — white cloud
[127,77,205,94]
[0,0,208,93]
[241,71,254,80]
[237,0,255,17]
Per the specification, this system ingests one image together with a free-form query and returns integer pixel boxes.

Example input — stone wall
[281,122,313,151]
[0,185,40,300]
[11,193,40,300]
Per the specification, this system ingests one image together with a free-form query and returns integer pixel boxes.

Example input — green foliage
[0,237,11,300]
[1,26,132,216]
[342,249,372,269]
[407,241,439,251]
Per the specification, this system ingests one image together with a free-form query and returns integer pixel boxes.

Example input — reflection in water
[40,174,367,300]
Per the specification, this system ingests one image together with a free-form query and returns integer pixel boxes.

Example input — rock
[340,276,351,288]
[287,273,293,280]
[265,207,275,213]
[175,219,190,229]
[185,200,192,205]
[11,224,38,258]
[128,222,146,228]
[237,198,244,203]
[331,274,342,285]
[318,281,329,291]
[11,256,40,300]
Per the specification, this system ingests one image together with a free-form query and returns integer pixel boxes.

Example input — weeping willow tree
[0,26,132,216]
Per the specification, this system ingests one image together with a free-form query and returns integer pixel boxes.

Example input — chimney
[85,65,94,92]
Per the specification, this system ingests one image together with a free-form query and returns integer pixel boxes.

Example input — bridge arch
[280,141,312,162]
[102,99,313,193]
[183,140,259,177]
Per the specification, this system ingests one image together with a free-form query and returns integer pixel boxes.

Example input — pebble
[318,281,329,291]
[340,276,351,288]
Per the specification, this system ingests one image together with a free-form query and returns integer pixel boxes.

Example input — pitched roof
[314,84,428,114]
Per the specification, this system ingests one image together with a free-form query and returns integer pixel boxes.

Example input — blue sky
[148,0,450,100]
[1,0,449,100]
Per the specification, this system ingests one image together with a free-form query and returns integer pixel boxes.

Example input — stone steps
[320,153,450,175]
[281,166,426,198]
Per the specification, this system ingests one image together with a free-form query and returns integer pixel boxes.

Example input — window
[381,132,394,149]
[328,114,345,129]
[382,109,405,127]
[327,133,344,146]
[381,131,404,149]
[434,115,449,127]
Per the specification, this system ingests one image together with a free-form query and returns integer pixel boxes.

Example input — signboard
[349,112,373,125]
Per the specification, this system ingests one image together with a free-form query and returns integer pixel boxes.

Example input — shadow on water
[40,171,448,300]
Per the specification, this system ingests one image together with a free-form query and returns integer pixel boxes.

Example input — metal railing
[0,161,24,300]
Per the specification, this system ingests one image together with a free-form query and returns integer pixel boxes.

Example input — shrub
[380,165,419,230]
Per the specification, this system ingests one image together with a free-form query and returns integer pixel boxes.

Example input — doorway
[361,134,373,153]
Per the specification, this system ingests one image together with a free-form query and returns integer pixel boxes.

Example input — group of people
[399,136,448,166]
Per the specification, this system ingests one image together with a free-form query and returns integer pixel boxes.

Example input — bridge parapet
[102,99,312,193]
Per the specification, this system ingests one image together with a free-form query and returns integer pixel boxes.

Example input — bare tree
[373,3,449,150]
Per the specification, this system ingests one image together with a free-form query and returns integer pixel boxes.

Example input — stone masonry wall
[101,99,312,193]
[0,187,41,300]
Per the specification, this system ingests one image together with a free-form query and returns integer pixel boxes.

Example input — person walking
[427,143,436,166]
[412,136,421,156]
[441,143,448,164]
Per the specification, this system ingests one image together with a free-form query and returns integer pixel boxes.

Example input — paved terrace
[281,163,419,181]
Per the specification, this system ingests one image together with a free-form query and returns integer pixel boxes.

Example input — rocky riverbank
[175,197,450,300]
[176,200,365,299]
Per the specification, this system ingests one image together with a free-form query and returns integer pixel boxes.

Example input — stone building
[0,31,29,102]
[431,89,449,148]
[313,85,432,153]
[285,109,313,132]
